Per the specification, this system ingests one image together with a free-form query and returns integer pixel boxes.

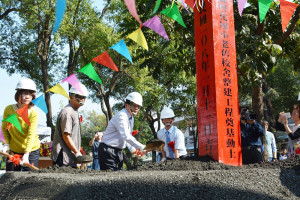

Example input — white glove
[140,145,146,153]
[161,157,167,162]
[2,144,9,153]
[20,153,29,166]
[75,152,82,157]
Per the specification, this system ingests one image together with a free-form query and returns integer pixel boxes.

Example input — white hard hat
[16,78,37,92]
[69,83,88,97]
[161,107,175,119]
[126,92,143,106]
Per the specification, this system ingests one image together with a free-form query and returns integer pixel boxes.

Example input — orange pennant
[6,123,12,130]
[16,104,31,126]
[280,0,298,32]
[92,51,119,71]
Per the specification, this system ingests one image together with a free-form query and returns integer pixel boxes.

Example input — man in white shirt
[157,108,187,162]
[264,121,277,162]
[98,92,146,170]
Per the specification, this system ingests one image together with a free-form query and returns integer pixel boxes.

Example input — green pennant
[78,62,103,85]
[161,4,186,28]
[2,113,24,134]
[152,0,162,15]
[259,0,273,23]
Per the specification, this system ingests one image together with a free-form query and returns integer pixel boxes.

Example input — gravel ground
[0,156,299,200]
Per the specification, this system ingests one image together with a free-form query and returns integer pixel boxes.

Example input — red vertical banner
[194,0,242,166]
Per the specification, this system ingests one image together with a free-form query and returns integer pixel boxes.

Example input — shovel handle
[0,151,39,171]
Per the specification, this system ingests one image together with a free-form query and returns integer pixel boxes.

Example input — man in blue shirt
[240,108,265,164]
[89,131,103,170]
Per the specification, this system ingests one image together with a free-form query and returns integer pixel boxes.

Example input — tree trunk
[262,81,275,128]
[252,84,264,124]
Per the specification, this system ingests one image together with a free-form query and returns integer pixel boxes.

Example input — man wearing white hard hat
[98,92,146,171]
[52,83,88,168]
[157,107,187,162]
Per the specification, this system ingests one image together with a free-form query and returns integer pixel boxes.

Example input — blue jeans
[92,158,100,170]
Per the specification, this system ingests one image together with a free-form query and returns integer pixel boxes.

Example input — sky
[0,0,107,127]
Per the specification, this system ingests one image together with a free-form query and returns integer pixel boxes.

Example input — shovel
[144,139,165,151]
[74,155,93,164]
[0,151,39,171]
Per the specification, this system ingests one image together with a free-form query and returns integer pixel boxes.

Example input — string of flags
[1,0,297,141]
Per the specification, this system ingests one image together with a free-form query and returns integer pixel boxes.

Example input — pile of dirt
[0,156,299,199]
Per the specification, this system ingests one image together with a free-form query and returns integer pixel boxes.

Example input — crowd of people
[1,77,299,171]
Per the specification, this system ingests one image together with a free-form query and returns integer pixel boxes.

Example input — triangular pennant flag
[259,0,273,23]
[61,74,83,94]
[0,128,6,143]
[78,63,103,84]
[124,0,142,25]
[280,0,298,32]
[16,104,30,126]
[2,114,24,134]
[127,28,149,50]
[152,0,162,14]
[185,0,196,8]
[143,15,169,40]
[53,0,67,33]
[109,39,133,63]
[46,83,70,100]
[161,4,187,28]
[92,51,119,71]
[238,0,248,16]
[31,94,48,114]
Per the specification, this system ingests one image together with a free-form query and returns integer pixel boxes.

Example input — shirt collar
[123,108,132,120]
[165,125,174,133]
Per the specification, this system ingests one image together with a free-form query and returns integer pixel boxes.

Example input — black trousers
[6,148,40,171]
[98,143,123,171]
[242,146,264,164]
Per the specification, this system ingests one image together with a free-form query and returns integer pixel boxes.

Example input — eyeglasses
[21,90,34,96]
[75,94,86,100]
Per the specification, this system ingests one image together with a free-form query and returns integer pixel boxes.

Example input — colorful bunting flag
[2,114,24,134]
[46,83,70,100]
[31,94,48,114]
[16,104,30,126]
[152,0,162,14]
[259,0,273,23]
[143,15,169,40]
[109,39,133,63]
[78,63,103,84]
[0,128,6,143]
[93,51,119,71]
[238,0,248,16]
[61,74,83,94]
[280,0,298,32]
[161,4,187,28]
[53,0,67,33]
[124,0,142,25]
[185,0,196,8]
[127,28,149,50]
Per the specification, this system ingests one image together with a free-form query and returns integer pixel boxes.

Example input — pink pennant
[0,128,6,143]
[61,74,83,94]
[124,0,142,25]
[238,0,248,16]
[143,15,169,40]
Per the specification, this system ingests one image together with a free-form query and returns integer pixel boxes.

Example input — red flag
[280,0,298,32]
[185,0,195,8]
[92,51,119,71]
[16,104,31,126]
[80,115,83,123]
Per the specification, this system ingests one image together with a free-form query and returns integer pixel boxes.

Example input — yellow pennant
[46,83,70,100]
[127,28,148,51]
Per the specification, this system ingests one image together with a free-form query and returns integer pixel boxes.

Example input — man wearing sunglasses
[52,83,88,168]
